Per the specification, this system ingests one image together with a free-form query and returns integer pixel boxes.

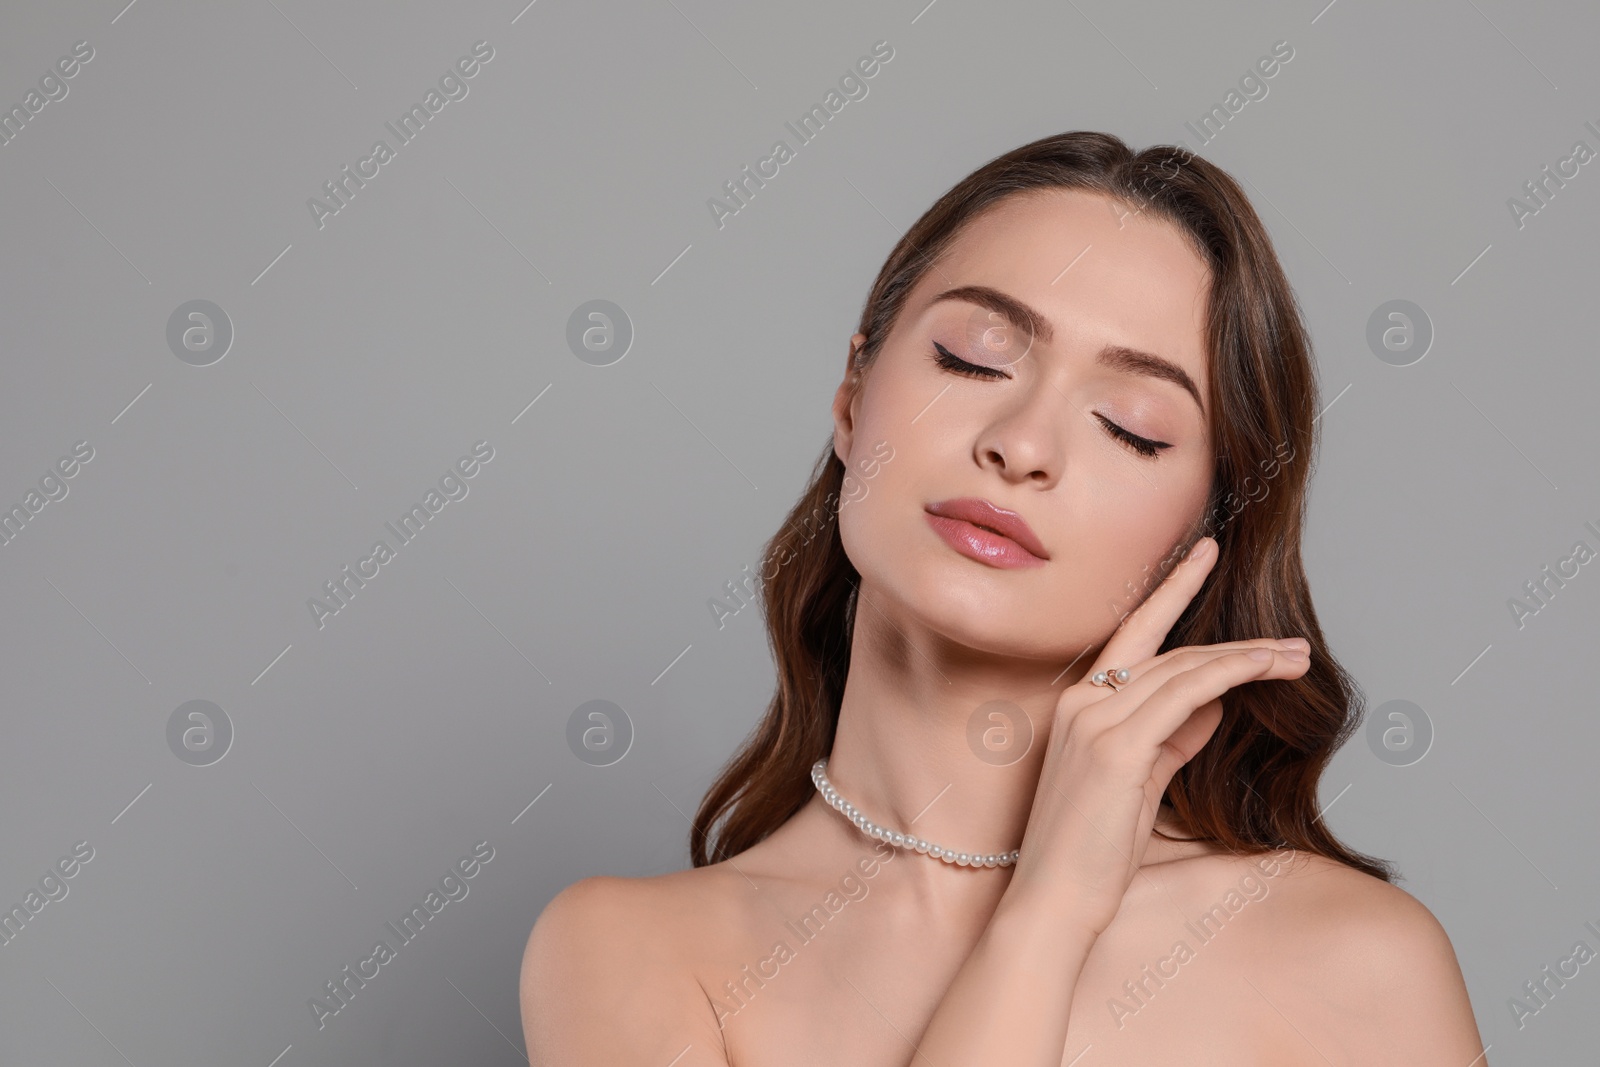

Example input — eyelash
[929,341,1171,459]
[1096,415,1168,458]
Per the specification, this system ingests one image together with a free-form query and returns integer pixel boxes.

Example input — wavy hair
[690,130,1394,883]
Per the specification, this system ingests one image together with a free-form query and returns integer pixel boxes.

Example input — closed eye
[932,341,1170,458]
[1095,413,1170,458]
[930,341,1007,379]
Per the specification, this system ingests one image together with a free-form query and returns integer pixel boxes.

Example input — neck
[820,583,1093,890]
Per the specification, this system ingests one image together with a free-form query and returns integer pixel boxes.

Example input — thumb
[1150,698,1225,792]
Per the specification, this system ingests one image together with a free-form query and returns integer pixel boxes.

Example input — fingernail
[1280,638,1310,651]
[1283,649,1309,661]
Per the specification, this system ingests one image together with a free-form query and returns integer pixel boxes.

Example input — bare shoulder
[1227,850,1489,1063]
[520,867,743,1067]
[1254,850,1464,972]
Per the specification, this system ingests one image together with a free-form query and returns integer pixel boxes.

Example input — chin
[874,555,1063,659]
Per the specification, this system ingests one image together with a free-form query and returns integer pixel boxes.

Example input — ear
[832,333,869,466]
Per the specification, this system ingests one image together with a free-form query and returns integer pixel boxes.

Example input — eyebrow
[929,284,1206,415]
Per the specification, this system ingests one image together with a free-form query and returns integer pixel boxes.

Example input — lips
[924,497,1050,566]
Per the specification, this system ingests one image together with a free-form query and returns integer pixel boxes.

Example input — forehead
[910,189,1213,387]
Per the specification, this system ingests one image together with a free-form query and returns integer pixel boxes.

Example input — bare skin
[522,814,1479,1065]
[520,190,1487,1065]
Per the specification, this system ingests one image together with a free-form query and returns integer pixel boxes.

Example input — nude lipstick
[924,497,1049,568]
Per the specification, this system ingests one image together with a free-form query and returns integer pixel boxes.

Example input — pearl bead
[811,759,1019,873]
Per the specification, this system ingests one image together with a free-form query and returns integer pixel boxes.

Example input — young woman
[520,131,1488,1065]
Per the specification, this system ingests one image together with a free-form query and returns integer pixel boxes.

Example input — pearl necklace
[810,759,1020,868]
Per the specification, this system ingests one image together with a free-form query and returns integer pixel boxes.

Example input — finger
[1157,695,1224,767]
[1118,649,1306,758]
[1140,636,1311,666]
[1089,536,1218,676]
[1148,696,1224,793]
[1100,639,1312,687]
[1081,638,1305,702]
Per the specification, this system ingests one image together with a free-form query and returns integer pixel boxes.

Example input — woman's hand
[1005,534,1311,935]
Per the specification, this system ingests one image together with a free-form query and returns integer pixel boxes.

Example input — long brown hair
[690,130,1395,883]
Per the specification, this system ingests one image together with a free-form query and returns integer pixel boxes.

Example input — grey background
[1,0,1595,1063]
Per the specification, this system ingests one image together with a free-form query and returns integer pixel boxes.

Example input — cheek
[1045,448,1209,607]
[834,424,930,589]
[1106,478,1200,546]
[837,369,938,534]
[838,469,869,507]
[1080,472,1210,602]
[835,444,901,566]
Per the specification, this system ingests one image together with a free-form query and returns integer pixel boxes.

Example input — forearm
[908,886,1098,1066]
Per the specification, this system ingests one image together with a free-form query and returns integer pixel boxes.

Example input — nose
[974,389,1063,488]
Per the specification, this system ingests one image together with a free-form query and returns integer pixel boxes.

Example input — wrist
[990,880,1102,963]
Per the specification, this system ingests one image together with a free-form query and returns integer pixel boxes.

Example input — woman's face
[832,188,1215,661]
